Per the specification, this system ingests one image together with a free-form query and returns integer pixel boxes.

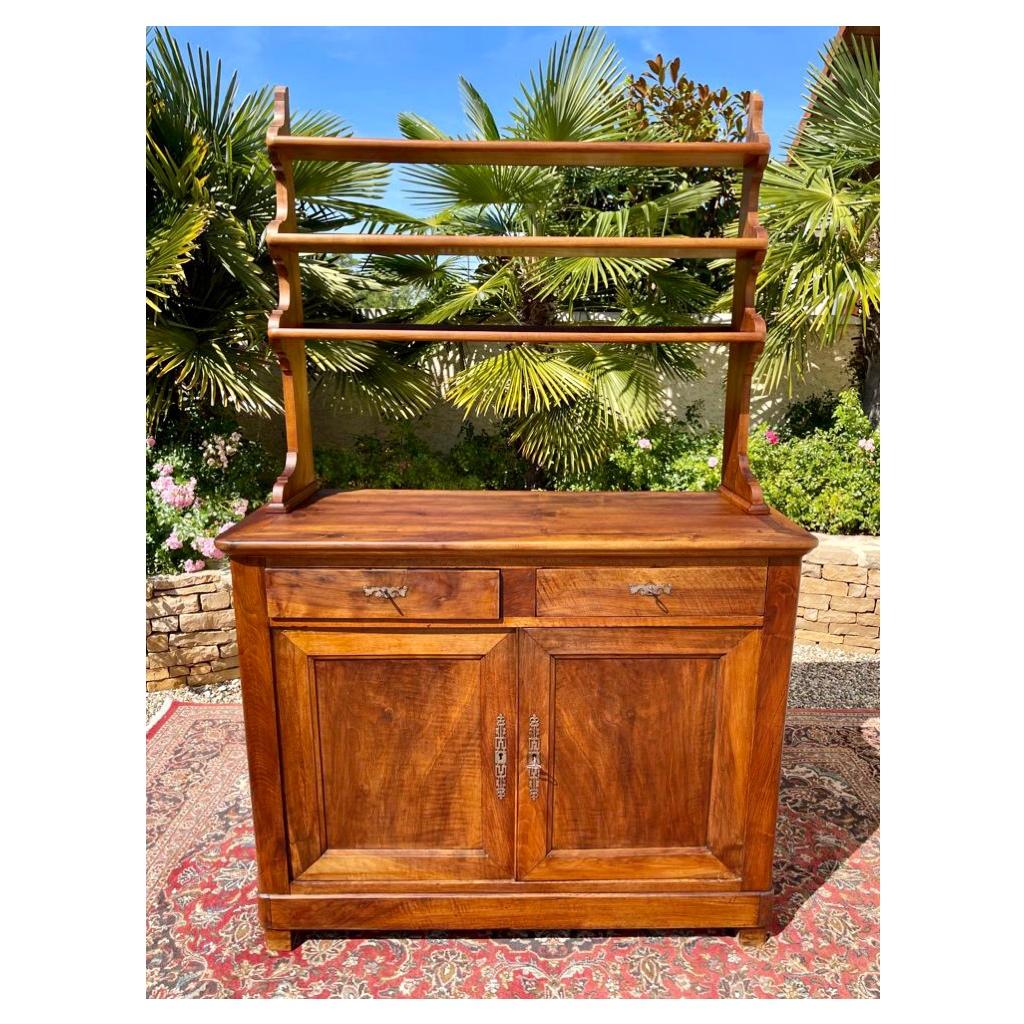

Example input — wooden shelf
[268,233,765,259]
[268,136,771,168]
[218,489,815,560]
[263,85,772,515]
[268,322,766,345]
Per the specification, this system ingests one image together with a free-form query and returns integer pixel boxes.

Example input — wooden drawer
[266,568,501,620]
[536,566,767,618]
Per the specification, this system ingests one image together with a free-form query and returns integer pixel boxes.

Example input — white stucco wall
[240,327,856,456]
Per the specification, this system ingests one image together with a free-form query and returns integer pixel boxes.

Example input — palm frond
[790,36,880,175]
[459,77,500,140]
[146,321,280,417]
[445,345,591,418]
[306,341,437,418]
[146,204,210,310]
[510,27,629,140]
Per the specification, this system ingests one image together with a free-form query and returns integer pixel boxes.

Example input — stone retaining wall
[797,534,880,655]
[146,569,238,691]
[145,534,881,690]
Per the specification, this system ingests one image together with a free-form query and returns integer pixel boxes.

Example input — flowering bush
[146,416,276,574]
[145,392,878,579]
[559,390,879,534]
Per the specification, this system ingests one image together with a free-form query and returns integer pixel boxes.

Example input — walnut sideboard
[218,488,816,950]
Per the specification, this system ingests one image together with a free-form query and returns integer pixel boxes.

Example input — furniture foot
[736,927,770,947]
[265,928,296,952]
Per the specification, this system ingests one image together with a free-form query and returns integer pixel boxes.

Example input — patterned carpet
[146,703,879,999]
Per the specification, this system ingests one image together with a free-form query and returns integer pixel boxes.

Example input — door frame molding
[515,627,761,881]
[274,628,517,882]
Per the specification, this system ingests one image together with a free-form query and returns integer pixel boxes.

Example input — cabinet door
[275,629,516,882]
[517,627,761,882]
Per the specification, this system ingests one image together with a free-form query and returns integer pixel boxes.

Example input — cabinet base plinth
[736,926,770,946]
[261,891,771,933]
[264,928,296,952]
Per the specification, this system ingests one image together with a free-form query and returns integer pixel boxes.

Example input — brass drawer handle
[494,714,508,799]
[527,713,542,801]
[363,585,408,600]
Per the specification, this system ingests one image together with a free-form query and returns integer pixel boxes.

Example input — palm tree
[370,28,745,474]
[753,36,880,422]
[145,28,434,428]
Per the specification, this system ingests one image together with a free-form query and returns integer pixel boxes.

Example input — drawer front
[266,569,500,620]
[536,566,766,618]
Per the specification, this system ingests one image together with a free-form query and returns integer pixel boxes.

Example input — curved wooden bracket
[721,92,770,514]
[266,86,317,512]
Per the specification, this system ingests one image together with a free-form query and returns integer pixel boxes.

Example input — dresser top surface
[217,489,816,559]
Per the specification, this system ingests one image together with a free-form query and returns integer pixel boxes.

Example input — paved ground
[146,645,879,724]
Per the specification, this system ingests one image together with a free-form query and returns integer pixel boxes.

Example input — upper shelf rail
[268,320,766,345]
[262,84,773,516]
[268,233,765,259]
[268,135,770,169]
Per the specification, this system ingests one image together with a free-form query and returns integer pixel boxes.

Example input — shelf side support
[721,91,769,515]
[266,86,317,512]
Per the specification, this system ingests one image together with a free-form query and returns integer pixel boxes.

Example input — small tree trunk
[850,305,880,427]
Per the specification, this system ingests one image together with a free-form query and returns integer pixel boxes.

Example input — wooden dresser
[217,88,816,950]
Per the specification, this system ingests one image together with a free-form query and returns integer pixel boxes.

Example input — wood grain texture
[501,568,536,616]
[741,560,803,890]
[229,560,290,894]
[261,892,767,931]
[720,93,770,513]
[265,87,316,512]
[266,568,500,620]
[516,627,759,883]
[274,629,516,881]
[318,657,483,849]
[268,322,766,345]
[268,134,771,168]
[264,929,295,952]
[219,490,817,560]
[269,233,766,259]
[536,565,766,617]
[550,656,717,850]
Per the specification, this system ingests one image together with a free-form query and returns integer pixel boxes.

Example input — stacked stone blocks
[145,569,239,692]
[796,534,880,656]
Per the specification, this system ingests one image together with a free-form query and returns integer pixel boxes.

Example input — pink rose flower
[194,537,224,560]
[182,559,206,573]
[164,529,183,551]
[151,473,196,509]
[858,437,876,453]
[231,498,249,517]
[146,436,156,448]
[764,429,780,445]
[707,456,718,468]
[636,438,652,450]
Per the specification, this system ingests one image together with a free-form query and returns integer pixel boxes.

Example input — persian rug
[146,702,879,999]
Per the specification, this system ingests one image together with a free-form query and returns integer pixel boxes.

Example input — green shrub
[315,423,535,492]
[557,389,879,535]
[146,415,277,575]
[751,390,879,534]
[145,390,878,574]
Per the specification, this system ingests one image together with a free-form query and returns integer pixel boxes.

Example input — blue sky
[168,25,837,211]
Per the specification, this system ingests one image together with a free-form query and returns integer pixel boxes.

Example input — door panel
[275,630,516,882]
[550,656,717,850]
[517,627,761,882]
[316,658,483,849]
